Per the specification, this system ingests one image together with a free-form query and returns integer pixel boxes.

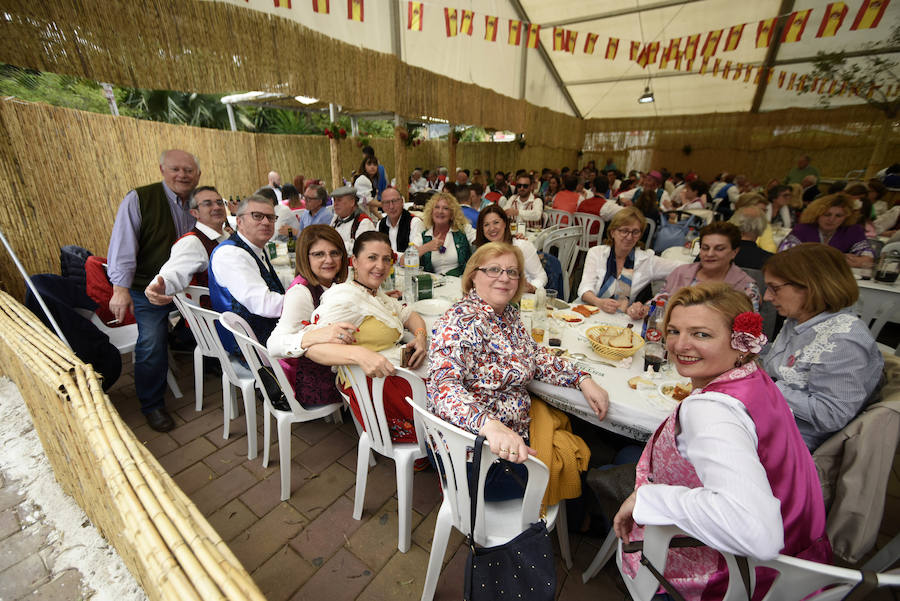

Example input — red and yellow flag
[584,32,599,54]
[797,74,808,91]
[485,15,498,41]
[781,10,811,42]
[733,63,743,81]
[407,1,422,30]
[683,34,700,61]
[566,30,578,53]
[508,20,523,46]
[851,0,889,30]
[699,57,710,74]
[817,3,847,37]
[778,71,786,88]
[312,0,328,13]
[553,27,566,51]
[629,40,641,61]
[660,38,680,69]
[444,8,457,37]
[527,24,540,48]
[659,45,672,69]
[723,24,744,51]
[712,58,721,76]
[756,18,776,48]
[637,42,659,68]
[744,65,753,82]
[347,0,363,21]
[702,29,723,59]
[787,72,797,89]
[460,10,474,35]
[721,60,732,79]
[605,37,619,59]
[274,1,292,7]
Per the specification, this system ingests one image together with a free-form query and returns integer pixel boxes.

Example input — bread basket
[585,325,645,360]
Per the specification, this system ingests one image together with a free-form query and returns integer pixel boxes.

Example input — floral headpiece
[731,312,768,354]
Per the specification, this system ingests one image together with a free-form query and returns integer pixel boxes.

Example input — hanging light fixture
[638,85,655,104]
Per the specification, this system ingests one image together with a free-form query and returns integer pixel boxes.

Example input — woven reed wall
[584,106,899,182]
[0,291,265,601]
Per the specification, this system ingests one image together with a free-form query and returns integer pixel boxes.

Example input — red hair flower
[731,312,767,354]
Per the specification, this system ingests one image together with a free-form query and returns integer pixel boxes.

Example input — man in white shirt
[144,186,229,305]
[208,195,285,352]
[377,188,424,253]
[408,168,428,194]
[265,170,283,202]
[501,173,543,228]
[618,171,671,207]
[331,185,375,253]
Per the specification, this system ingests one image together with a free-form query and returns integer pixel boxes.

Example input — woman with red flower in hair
[612,282,831,601]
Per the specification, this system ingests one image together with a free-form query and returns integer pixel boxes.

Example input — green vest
[421,229,472,277]
[132,182,177,290]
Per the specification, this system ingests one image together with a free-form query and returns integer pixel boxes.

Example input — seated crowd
[107,148,893,599]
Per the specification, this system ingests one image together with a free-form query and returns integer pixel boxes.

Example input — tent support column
[750,0,794,113]
[394,114,408,198]
[350,116,359,138]
[448,124,457,182]
[329,103,342,189]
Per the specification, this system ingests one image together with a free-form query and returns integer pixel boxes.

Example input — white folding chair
[339,364,427,553]
[574,211,605,251]
[531,223,560,250]
[171,285,214,412]
[644,219,657,248]
[542,226,582,302]
[544,208,572,228]
[220,312,342,501]
[171,300,259,459]
[408,402,571,601]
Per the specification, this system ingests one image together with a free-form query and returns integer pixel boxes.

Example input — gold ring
[508,451,518,455]
[500,448,509,453]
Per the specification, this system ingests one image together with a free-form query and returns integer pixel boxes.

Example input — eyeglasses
[766,281,799,294]
[381,198,403,205]
[477,266,521,279]
[238,211,276,223]
[309,250,343,260]
[516,183,530,189]
[196,199,225,208]
[615,228,642,238]
[303,195,320,203]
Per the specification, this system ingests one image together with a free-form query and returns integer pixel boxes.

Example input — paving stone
[0,483,25,512]
[228,503,308,572]
[410,469,443,517]
[240,463,312,518]
[289,495,364,564]
[130,422,166,444]
[0,506,20,539]
[0,553,50,599]
[292,420,340,446]
[411,505,465,558]
[343,454,398,518]
[31,568,90,601]
[251,545,315,601]
[169,408,226,445]
[288,463,355,520]
[0,523,51,572]
[346,497,425,571]
[206,499,258,543]
[295,430,357,474]
[157,436,217,476]
[190,465,258,515]
[290,547,373,601]
[172,462,218,495]
[143,432,178,457]
[202,434,253,476]
[431,541,468,601]
[357,543,431,601]
[555,539,628,601]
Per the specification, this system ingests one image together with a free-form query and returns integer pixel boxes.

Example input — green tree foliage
[0,65,109,113]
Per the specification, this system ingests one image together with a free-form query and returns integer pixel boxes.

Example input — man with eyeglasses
[107,149,200,432]
[377,187,423,253]
[297,184,334,232]
[500,174,543,228]
[145,186,229,306]
[208,195,285,353]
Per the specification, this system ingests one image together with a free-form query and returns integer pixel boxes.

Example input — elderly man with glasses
[297,184,334,232]
[377,188,424,253]
[500,174,543,229]
[208,195,285,353]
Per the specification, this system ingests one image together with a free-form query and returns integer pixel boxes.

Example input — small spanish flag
[527,24,540,48]
[485,15,498,41]
[274,0,292,7]
[797,74,808,91]
[723,24,744,51]
[778,71,786,88]
[444,8,458,37]
[744,65,753,82]
[787,73,797,90]
[733,63,743,81]
[407,1,422,31]
[756,18,776,48]
[699,57,710,74]
[553,27,566,51]
[828,80,838,94]
[637,42,659,68]
[605,37,619,59]
[702,29,722,59]
[659,46,672,69]
[781,10,811,43]
[347,0,363,21]
[851,0,888,30]
[721,60,731,79]
[509,20,523,46]
[712,58,721,76]
[817,3,848,37]
[659,38,680,69]
[683,34,700,60]
[630,40,641,61]
[460,10,474,35]
[312,0,329,13]
[584,32,599,54]
[566,30,578,53]
[754,67,763,84]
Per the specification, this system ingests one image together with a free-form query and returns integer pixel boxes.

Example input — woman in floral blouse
[427,242,609,498]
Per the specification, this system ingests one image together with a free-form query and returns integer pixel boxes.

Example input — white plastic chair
[531,223,560,250]
[574,211,605,251]
[339,364,427,553]
[172,301,259,459]
[542,226,582,302]
[171,285,215,412]
[644,218,657,248]
[408,402,571,601]
[220,312,342,501]
[544,208,572,228]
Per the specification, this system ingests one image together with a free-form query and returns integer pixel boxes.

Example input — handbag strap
[843,571,879,601]
[468,435,486,548]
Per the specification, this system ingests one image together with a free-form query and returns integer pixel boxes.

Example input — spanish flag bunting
[797,74,808,91]
[838,81,847,95]
[659,46,671,69]
[637,42,658,68]
[659,38,680,69]
[407,1,422,30]
[723,24,744,51]
[817,2,848,37]
[485,15,498,41]
[566,30,578,53]
[312,0,328,13]
[778,71,786,88]
[732,63,743,81]
[699,57,710,74]
[509,20,523,46]
[683,57,693,71]
[712,58,721,76]
[702,29,722,59]
[584,32,599,54]
[674,53,683,70]
[347,0,363,21]
[828,80,838,94]
[781,10,811,43]
[787,73,797,89]
[527,24,541,49]
[756,18,776,48]
[851,0,889,29]
[767,68,774,84]
[553,27,566,51]
[460,10,474,35]
[744,65,753,82]
[605,37,619,59]
[810,77,819,91]
[684,34,700,60]
[630,40,641,61]
[754,68,762,84]
[444,8,457,37]
[274,0,292,7]
[721,60,731,79]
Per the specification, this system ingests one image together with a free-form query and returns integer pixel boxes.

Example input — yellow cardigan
[528,398,591,508]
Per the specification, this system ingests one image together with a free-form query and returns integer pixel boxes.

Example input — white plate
[411,298,453,316]
[554,311,584,324]
[658,380,693,402]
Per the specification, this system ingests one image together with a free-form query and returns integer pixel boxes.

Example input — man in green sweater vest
[108,149,200,432]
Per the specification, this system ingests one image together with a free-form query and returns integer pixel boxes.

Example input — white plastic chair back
[174,300,244,389]
[574,212,605,251]
[542,226,582,301]
[531,223,560,249]
[644,219,657,248]
[544,208,571,228]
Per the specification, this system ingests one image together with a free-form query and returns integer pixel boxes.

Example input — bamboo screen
[0,291,265,601]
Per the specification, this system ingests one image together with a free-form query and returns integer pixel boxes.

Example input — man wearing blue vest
[208,195,285,355]
[108,149,200,432]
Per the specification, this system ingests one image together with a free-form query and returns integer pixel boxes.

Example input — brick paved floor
[97,354,900,600]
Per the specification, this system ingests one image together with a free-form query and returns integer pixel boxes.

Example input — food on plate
[628,376,654,390]
[555,311,583,324]
[661,382,693,402]
[548,347,567,357]
[572,304,600,317]
[608,328,634,349]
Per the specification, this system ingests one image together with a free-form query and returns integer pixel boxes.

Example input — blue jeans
[130,290,172,414]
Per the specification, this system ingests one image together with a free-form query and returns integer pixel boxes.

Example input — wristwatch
[575,373,591,390]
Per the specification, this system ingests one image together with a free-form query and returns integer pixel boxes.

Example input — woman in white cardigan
[578,207,680,318]
[473,204,547,293]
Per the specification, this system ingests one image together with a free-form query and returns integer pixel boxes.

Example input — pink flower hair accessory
[731,311,767,354]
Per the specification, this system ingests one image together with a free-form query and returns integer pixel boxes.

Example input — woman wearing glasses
[578,208,680,317]
[474,204,547,292]
[413,192,475,277]
[428,242,609,499]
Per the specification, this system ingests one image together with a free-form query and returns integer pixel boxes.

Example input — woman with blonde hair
[413,192,476,276]
[778,193,874,267]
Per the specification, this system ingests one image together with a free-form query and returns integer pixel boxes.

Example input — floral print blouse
[427,290,587,437]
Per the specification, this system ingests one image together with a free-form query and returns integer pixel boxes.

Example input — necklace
[353,279,377,295]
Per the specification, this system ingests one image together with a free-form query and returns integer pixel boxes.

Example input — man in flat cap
[331,185,375,253]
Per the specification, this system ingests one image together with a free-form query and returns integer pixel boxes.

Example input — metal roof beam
[540,0,705,28]
[566,69,708,86]
[773,45,900,67]
[751,0,794,113]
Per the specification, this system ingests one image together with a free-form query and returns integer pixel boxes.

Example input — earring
[734,354,744,368]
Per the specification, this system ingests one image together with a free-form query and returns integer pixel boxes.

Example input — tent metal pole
[751,0,795,113]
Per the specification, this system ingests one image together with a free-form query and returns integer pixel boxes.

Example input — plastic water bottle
[404,243,420,270]
[404,244,420,301]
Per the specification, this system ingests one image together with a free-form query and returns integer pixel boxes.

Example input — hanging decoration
[407,2,422,31]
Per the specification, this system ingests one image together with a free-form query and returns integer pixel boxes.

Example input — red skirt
[341,376,417,444]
